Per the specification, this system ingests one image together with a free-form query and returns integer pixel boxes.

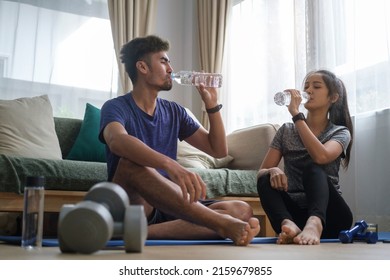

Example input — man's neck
[131,85,158,116]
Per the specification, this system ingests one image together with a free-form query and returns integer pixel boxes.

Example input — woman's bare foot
[219,216,260,246]
[277,219,301,244]
[293,216,323,245]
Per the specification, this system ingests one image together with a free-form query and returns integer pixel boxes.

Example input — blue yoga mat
[0,236,277,247]
[1,233,389,247]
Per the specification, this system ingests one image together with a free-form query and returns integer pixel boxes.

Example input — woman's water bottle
[21,176,45,249]
[171,71,223,88]
[274,91,309,106]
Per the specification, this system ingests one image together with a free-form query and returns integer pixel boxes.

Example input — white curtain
[108,0,157,94]
[196,0,231,129]
[224,0,390,230]
[221,0,308,133]
[0,0,118,118]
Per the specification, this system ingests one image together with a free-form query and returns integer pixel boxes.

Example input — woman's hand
[286,89,303,117]
[269,167,288,191]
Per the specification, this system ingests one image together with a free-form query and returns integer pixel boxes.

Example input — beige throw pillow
[176,108,233,169]
[226,123,280,170]
[0,95,62,160]
[177,140,233,169]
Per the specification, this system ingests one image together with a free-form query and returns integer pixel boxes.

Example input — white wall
[154,0,203,119]
[339,109,390,231]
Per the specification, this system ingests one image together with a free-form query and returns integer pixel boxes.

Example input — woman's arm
[257,147,288,191]
[294,120,344,164]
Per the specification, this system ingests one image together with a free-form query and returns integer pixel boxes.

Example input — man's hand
[269,167,288,192]
[166,161,207,203]
[196,83,218,108]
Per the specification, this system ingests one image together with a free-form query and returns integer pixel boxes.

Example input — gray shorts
[147,199,217,225]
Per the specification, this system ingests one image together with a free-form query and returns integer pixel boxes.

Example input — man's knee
[116,157,139,172]
[114,157,151,179]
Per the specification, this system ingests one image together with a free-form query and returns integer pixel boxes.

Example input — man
[99,35,260,245]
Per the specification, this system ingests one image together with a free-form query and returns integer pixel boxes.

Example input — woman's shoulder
[279,122,295,133]
[327,122,350,135]
[324,122,351,142]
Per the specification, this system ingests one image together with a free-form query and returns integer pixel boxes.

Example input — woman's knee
[302,163,328,188]
[303,163,326,178]
[257,174,273,196]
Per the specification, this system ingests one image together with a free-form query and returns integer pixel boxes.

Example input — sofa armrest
[226,123,280,170]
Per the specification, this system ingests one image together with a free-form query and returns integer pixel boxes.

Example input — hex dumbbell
[338,220,377,244]
[58,182,147,254]
[339,220,368,243]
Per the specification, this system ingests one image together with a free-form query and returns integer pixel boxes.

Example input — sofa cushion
[54,117,82,159]
[0,95,62,160]
[177,140,233,169]
[227,123,280,170]
[0,154,107,194]
[66,103,106,162]
[190,168,258,198]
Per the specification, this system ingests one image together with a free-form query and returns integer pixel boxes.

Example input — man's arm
[103,121,206,202]
[185,85,228,158]
[103,121,173,170]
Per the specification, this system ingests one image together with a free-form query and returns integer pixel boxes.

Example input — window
[222,0,390,132]
[0,0,118,118]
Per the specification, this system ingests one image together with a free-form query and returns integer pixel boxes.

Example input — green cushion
[66,103,106,162]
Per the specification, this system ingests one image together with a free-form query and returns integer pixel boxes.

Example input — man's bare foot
[293,216,323,245]
[277,219,301,244]
[219,216,260,246]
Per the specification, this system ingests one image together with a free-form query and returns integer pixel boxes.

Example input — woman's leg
[257,174,306,234]
[301,163,353,239]
[302,163,329,226]
[290,163,329,245]
[322,181,353,238]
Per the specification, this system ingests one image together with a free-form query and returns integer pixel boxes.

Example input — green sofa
[0,117,107,194]
[1,117,280,197]
[0,117,280,236]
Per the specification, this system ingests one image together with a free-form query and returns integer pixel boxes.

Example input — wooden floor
[1,241,389,260]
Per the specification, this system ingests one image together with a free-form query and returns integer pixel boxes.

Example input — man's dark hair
[120,35,170,84]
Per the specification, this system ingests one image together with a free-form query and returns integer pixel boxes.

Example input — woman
[257,69,353,245]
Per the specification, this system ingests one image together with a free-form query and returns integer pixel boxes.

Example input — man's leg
[147,200,254,240]
[112,158,260,245]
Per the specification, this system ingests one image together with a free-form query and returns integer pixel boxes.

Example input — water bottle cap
[26,176,45,186]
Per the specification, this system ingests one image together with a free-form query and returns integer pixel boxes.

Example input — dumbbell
[339,220,367,243]
[353,230,378,244]
[339,220,377,244]
[58,182,147,254]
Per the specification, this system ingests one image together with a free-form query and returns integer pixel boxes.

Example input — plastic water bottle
[274,91,309,106]
[21,176,45,249]
[171,71,223,88]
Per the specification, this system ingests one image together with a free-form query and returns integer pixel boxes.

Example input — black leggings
[257,163,353,238]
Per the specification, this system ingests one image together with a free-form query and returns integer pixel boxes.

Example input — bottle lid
[26,176,45,186]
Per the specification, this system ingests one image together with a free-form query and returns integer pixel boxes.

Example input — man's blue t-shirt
[99,93,200,181]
